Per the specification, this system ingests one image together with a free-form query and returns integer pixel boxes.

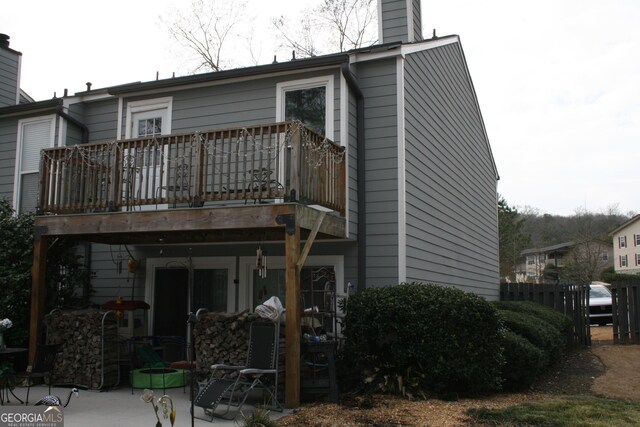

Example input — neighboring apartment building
[1,0,500,404]
[609,214,640,275]
[516,241,613,283]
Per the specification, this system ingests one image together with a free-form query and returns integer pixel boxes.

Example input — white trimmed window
[636,253,640,266]
[276,75,335,139]
[14,115,56,213]
[635,234,640,246]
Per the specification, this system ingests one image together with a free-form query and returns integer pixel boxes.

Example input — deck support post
[29,232,48,365]
[284,216,301,408]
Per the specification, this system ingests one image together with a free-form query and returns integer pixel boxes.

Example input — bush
[496,309,564,366]
[339,283,504,397]
[0,199,92,348]
[500,329,545,390]
[493,301,572,335]
[493,301,571,390]
[600,267,640,283]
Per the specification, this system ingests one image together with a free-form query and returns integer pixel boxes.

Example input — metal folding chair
[194,320,282,421]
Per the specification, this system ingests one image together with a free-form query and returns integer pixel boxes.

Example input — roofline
[104,38,451,96]
[107,53,351,95]
[0,98,62,118]
[609,214,640,236]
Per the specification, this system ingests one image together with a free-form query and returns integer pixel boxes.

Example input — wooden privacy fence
[37,121,346,215]
[611,281,640,344]
[500,282,591,346]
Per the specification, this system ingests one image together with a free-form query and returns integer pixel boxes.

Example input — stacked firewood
[45,309,119,389]
[193,310,260,376]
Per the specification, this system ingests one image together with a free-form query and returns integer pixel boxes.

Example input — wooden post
[284,218,301,408]
[29,232,48,365]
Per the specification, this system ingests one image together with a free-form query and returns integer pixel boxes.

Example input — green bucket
[130,368,187,389]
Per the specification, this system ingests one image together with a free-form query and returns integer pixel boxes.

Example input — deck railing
[38,121,345,215]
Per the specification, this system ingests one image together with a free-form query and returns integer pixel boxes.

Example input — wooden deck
[37,121,345,216]
[31,122,347,408]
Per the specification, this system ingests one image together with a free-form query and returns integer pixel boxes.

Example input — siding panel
[403,43,499,299]
[357,58,399,285]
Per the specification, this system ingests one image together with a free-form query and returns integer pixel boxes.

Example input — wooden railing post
[288,123,301,202]
[109,142,122,211]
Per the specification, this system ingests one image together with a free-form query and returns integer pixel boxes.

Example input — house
[0,0,499,406]
[516,240,613,283]
[609,214,640,275]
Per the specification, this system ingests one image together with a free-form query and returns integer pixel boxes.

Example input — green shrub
[492,300,572,335]
[339,283,504,397]
[500,329,545,390]
[496,309,564,366]
[600,267,640,283]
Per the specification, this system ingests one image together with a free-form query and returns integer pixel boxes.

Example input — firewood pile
[193,310,261,376]
[45,309,119,389]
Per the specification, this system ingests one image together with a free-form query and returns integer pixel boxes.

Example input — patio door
[150,260,234,338]
[124,98,172,210]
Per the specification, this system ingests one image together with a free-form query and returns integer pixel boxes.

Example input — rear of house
[0,0,499,407]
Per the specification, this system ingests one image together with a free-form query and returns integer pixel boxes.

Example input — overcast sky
[2,0,638,217]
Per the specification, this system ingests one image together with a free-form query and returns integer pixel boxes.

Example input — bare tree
[319,0,378,52]
[274,0,378,58]
[560,208,613,283]
[273,14,322,58]
[161,0,248,72]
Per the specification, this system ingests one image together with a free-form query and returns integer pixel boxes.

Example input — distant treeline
[518,210,631,248]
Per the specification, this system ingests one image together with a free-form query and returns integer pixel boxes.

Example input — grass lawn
[467,395,640,426]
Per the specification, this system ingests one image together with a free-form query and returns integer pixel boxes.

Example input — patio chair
[11,343,61,405]
[194,320,283,421]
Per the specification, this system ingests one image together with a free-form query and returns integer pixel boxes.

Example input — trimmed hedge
[493,300,572,334]
[500,329,545,390]
[493,301,571,390]
[339,283,504,397]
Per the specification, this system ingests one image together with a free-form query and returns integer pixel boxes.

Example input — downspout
[57,106,89,143]
[341,62,366,291]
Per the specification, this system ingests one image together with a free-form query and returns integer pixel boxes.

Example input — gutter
[340,62,366,292]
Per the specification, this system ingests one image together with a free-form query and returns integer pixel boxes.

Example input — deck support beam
[284,217,301,408]
[29,233,48,365]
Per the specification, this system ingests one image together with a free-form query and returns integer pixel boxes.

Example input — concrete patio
[1,384,289,426]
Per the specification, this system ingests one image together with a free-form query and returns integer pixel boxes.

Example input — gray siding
[357,58,400,286]
[347,90,358,240]
[403,43,499,299]
[380,0,409,44]
[412,0,422,41]
[81,100,119,142]
[0,117,17,200]
[0,47,19,107]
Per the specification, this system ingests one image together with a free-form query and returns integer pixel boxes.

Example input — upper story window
[619,235,627,248]
[526,255,535,265]
[14,115,56,213]
[276,76,334,139]
[601,251,609,261]
[635,234,640,246]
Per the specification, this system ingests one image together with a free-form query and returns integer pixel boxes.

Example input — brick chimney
[378,0,423,44]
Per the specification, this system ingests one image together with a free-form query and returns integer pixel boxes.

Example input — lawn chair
[194,320,283,421]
